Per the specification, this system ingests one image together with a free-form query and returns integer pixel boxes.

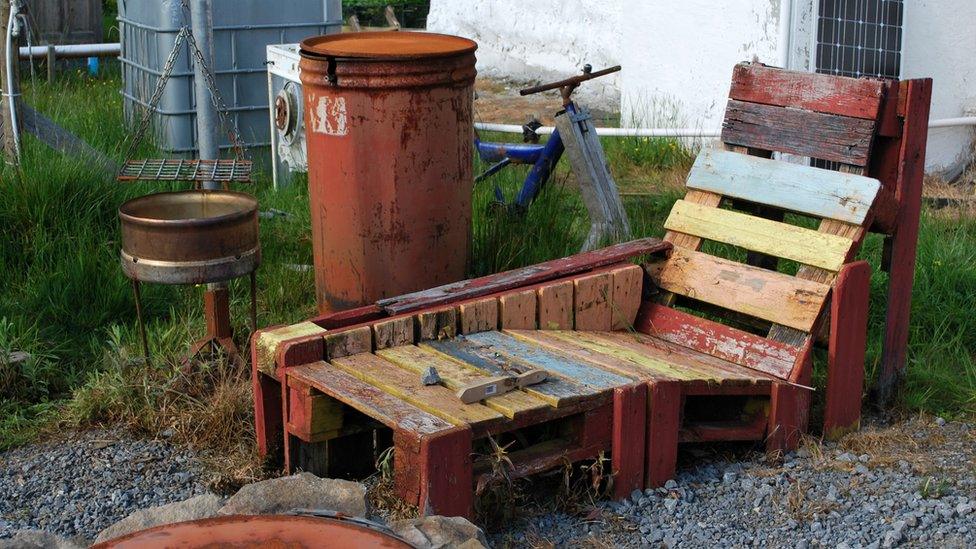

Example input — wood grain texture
[649,248,831,332]
[664,199,855,271]
[538,280,574,330]
[645,380,681,487]
[324,327,372,360]
[611,264,643,330]
[612,383,647,498]
[288,362,453,435]
[722,99,876,166]
[825,261,871,439]
[458,298,499,334]
[417,426,474,517]
[499,289,537,330]
[255,321,327,375]
[330,352,503,427]
[687,145,880,224]
[377,345,549,419]
[635,302,797,380]
[728,62,886,120]
[574,272,613,331]
[416,308,458,341]
[372,316,415,350]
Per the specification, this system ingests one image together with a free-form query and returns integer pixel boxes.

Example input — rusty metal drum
[118,190,260,285]
[299,31,477,313]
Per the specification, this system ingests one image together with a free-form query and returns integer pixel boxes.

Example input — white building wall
[426,0,622,106]
[902,0,976,175]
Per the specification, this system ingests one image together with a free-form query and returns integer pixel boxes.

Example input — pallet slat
[722,99,876,166]
[664,200,855,271]
[687,145,880,224]
[648,248,831,332]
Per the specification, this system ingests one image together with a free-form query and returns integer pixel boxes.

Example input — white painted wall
[426,0,621,106]
[902,0,976,175]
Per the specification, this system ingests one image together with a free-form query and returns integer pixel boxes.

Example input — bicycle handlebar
[519,65,621,96]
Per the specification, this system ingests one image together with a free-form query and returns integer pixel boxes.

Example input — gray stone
[421,366,442,386]
[722,472,737,484]
[391,516,488,549]
[218,473,367,518]
[94,494,223,544]
[664,479,678,490]
[935,417,946,426]
[0,530,82,549]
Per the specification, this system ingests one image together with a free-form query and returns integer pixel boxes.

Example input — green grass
[1,65,974,455]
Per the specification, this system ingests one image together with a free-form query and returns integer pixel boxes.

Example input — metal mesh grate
[118,159,253,182]
[816,0,903,80]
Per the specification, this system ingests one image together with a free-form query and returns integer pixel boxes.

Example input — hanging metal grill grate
[118,158,252,182]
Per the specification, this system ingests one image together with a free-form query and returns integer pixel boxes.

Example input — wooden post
[0,0,21,163]
[824,261,871,439]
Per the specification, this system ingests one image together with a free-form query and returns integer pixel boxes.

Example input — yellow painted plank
[664,200,854,271]
[330,353,503,427]
[377,345,550,419]
[255,321,327,375]
[648,247,830,332]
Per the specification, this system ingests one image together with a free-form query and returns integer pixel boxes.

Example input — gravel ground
[492,416,976,548]
[0,429,210,542]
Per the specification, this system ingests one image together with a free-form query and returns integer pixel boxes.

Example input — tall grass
[1,64,974,460]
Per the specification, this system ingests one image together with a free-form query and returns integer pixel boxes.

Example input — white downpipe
[777,0,794,69]
[4,0,21,160]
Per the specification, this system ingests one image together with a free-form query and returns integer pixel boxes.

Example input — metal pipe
[928,116,976,129]
[190,0,219,191]
[777,0,794,69]
[5,0,21,160]
[18,42,119,60]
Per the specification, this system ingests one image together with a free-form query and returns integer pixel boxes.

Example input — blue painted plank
[687,144,880,224]
[464,331,633,388]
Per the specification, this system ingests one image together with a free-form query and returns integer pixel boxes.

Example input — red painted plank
[645,380,681,487]
[418,427,474,517]
[875,79,932,408]
[825,261,871,439]
[634,302,798,380]
[377,238,670,315]
[729,62,886,120]
[722,99,876,166]
[612,383,646,499]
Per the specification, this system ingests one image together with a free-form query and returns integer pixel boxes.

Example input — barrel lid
[300,31,477,60]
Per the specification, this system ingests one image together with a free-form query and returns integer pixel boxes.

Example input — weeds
[918,476,950,499]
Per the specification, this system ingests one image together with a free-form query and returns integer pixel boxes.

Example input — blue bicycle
[474,64,622,213]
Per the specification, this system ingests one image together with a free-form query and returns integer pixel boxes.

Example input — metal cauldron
[119,190,260,285]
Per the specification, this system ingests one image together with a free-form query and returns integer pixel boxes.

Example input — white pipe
[475,122,721,138]
[18,42,120,60]
[777,0,794,69]
[928,117,976,129]
[5,0,21,160]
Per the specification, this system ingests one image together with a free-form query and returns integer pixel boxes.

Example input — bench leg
[825,261,870,439]
[612,383,647,499]
[767,383,806,453]
[645,380,680,487]
[253,370,283,464]
[417,427,474,518]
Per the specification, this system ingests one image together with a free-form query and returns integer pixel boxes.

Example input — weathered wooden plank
[372,316,415,350]
[288,362,452,435]
[330,352,503,427]
[538,280,574,330]
[377,238,671,315]
[574,272,612,331]
[722,99,876,166]
[424,338,593,407]
[324,327,372,360]
[611,264,643,330]
[648,248,831,332]
[255,321,327,376]
[416,308,458,341]
[464,330,632,389]
[686,145,880,224]
[376,345,549,419]
[664,199,855,271]
[825,261,871,439]
[458,298,498,334]
[499,289,537,330]
[728,62,886,120]
[635,302,797,380]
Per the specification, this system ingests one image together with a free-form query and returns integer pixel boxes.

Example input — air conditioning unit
[266,44,309,188]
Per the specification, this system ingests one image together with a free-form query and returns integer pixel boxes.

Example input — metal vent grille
[816,0,903,80]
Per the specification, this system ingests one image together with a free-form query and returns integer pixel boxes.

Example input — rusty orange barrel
[299,31,477,313]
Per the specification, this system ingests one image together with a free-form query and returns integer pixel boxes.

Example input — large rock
[0,530,83,549]
[390,516,488,549]
[93,494,223,544]
[218,473,367,518]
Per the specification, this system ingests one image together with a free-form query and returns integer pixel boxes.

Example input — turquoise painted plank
[465,331,632,388]
[426,338,594,401]
[687,144,880,224]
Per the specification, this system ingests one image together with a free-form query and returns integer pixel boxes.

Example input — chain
[123,19,248,165]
